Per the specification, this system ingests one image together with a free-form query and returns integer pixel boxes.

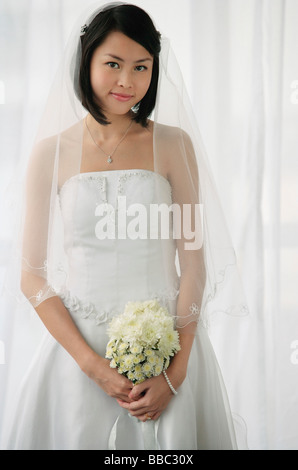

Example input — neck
[87,112,133,141]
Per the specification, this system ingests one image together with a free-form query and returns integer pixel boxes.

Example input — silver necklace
[85,116,133,164]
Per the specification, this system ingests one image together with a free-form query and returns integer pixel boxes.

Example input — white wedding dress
[2,169,238,450]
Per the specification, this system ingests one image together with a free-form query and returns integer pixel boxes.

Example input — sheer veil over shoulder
[0,2,249,450]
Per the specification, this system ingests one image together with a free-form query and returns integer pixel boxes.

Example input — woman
[0,2,248,450]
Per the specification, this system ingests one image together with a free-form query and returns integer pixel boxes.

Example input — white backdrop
[0,0,297,450]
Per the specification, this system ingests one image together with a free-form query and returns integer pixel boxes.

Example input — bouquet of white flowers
[105,299,180,384]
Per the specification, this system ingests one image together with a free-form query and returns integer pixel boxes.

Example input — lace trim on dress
[59,284,181,327]
[60,290,118,325]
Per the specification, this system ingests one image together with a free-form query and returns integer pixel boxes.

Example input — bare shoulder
[153,122,191,141]
[27,120,84,184]
[153,122,196,178]
[33,121,83,153]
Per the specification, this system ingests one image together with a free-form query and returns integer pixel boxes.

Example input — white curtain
[189,0,298,450]
[0,0,297,450]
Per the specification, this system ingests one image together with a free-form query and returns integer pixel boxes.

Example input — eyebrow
[104,54,153,63]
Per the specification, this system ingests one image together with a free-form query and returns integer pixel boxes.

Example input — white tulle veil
[0,1,249,447]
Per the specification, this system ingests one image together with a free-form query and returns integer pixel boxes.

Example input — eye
[135,65,148,72]
[106,62,120,69]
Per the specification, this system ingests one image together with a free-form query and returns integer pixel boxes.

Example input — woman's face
[90,31,153,118]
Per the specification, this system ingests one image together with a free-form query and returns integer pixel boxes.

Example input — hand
[82,353,134,403]
[116,373,174,421]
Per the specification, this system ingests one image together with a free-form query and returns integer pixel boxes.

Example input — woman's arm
[32,294,134,403]
[21,137,134,403]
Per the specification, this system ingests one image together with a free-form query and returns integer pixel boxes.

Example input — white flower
[105,299,180,383]
[130,343,143,354]
[123,354,135,369]
[154,363,163,376]
[144,349,154,357]
[148,355,157,365]
[110,359,117,368]
[142,362,153,377]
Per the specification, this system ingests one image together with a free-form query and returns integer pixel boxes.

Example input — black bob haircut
[77,4,161,127]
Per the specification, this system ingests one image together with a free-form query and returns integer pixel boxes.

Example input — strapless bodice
[58,169,180,325]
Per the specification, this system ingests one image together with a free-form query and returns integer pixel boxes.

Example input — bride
[0,2,247,450]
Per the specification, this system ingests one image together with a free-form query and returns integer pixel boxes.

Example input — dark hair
[77,4,161,127]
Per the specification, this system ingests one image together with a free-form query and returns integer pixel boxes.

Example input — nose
[117,69,133,88]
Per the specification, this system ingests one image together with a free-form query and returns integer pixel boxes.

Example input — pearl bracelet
[162,370,178,395]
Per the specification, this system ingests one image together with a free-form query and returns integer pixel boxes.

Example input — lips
[110,92,134,102]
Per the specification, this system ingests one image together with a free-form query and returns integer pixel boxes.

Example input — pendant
[107,156,113,164]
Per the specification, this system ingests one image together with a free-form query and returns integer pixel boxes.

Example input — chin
[106,105,135,118]
[106,95,141,115]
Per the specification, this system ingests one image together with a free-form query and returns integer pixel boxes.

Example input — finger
[116,374,134,390]
[121,382,134,393]
[137,411,159,422]
[129,404,155,417]
[128,398,148,412]
[151,411,161,420]
[116,399,131,408]
[138,414,149,422]
[129,390,143,401]
[119,381,134,394]
[118,396,133,404]
[129,382,148,400]
[116,399,150,417]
